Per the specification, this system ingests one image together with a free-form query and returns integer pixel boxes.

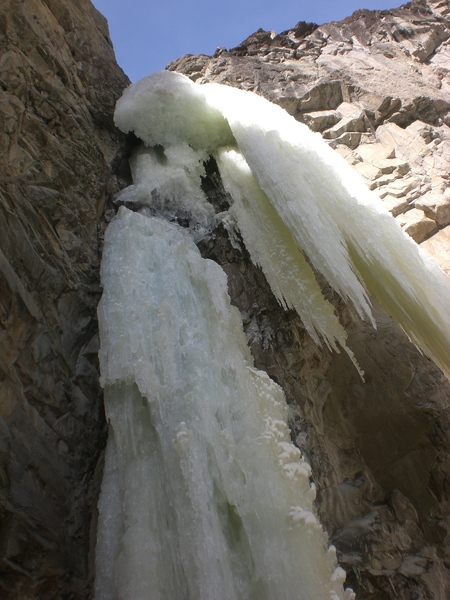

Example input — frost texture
[96,208,351,599]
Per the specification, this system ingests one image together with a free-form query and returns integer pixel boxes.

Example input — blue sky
[92,0,404,82]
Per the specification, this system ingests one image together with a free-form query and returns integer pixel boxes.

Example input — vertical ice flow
[96,208,351,599]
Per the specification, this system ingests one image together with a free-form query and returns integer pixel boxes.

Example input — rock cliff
[0,0,129,597]
[1,0,450,598]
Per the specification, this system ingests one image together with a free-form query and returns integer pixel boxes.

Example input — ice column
[95,207,351,599]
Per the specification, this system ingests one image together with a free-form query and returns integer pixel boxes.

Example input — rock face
[168,1,450,598]
[1,0,450,599]
[0,0,129,597]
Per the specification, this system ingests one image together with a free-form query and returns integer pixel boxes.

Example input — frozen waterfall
[95,71,450,599]
[96,209,349,599]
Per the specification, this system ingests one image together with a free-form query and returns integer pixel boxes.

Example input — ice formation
[113,71,450,379]
[96,209,352,599]
[95,70,450,599]
[216,148,362,376]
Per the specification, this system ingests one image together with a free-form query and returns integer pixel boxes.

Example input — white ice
[216,147,363,376]
[95,208,352,599]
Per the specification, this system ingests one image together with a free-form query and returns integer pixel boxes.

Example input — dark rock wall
[0,0,129,597]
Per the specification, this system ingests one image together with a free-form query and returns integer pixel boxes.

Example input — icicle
[202,82,374,324]
[201,81,450,379]
[216,147,363,377]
